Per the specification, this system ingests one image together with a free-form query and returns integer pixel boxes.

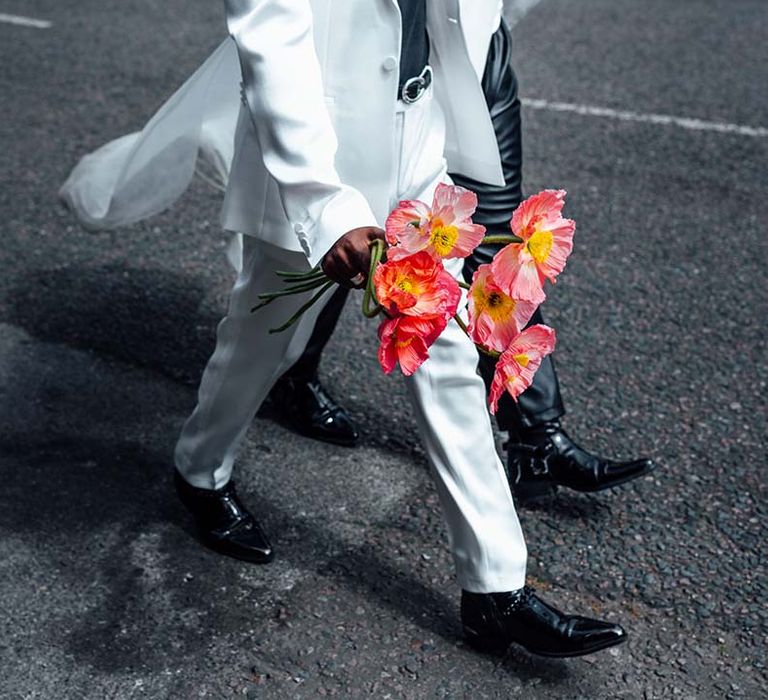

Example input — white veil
[59,38,241,231]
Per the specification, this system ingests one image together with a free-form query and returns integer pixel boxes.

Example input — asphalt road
[1,0,766,698]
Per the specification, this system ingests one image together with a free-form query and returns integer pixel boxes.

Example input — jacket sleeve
[224,0,378,267]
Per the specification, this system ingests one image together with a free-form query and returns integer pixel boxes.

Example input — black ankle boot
[268,375,359,447]
[461,586,626,658]
[507,422,656,504]
[174,471,274,563]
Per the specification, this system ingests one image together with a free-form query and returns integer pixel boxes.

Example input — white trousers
[175,93,527,593]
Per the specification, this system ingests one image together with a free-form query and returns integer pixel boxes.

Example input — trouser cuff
[457,568,527,594]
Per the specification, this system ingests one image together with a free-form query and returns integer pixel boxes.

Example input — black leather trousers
[283,20,565,433]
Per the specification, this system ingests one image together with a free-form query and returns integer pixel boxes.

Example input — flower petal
[488,324,556,412]
[490,245,546,305]
[377,314,447,376]
[397,333,431,376]
[377,317,400,374]
[510,189,567,239]
[488,243,522,292]
[374,252,461,319]
[537,218,575,282]
[431,183,479,223]
[442,222,486,259]
[467,265,536,351]
[385,199,432,251]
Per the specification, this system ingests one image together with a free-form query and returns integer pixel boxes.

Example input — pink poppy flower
[378,314,447,376]
[384,199,432,252]
[489,324,556,413]
[467,264,538,352]
[385,183,486,260]
[373,251,461,320]
[491,189,575,304]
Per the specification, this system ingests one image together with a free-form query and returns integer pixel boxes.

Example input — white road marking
[505,0,545,27]
[503,0,766,138]
[3,2,754,139]
[522,98,768,138]
[0,13,51,29]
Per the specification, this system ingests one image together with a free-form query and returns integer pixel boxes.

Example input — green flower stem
[458,281,470,290]
[362,239,386,318]
[362,298,384,318]
[481,234,523,245]
[278,277,331,294]
[275,274,328,287]
[452,314,500,359]
[453,313,469,335]
[268,280,335,334]
[259,276,330,297]
[275,269,327,282]
[477,345,501,359]
[275,264,322,279]
[258,278,328,298]
[251,277,329,312]
[251,297,277,312]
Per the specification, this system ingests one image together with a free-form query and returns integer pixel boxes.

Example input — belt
[399,65,433,104]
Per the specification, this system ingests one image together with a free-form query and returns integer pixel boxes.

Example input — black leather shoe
[174,471,274,563]
[268,376,359,447]
[507,424,656,504]
[461,586,626,658]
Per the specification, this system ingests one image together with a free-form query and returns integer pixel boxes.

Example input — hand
[321,226,386,288]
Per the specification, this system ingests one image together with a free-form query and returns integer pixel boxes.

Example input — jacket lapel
[427,0,505,185]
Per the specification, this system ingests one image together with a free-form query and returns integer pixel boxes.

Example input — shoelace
[501,584,535,616]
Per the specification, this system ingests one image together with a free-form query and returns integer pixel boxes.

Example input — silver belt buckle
[401,65,433,104]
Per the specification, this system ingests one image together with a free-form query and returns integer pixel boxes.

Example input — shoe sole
[511,480,558,506]
[270,399,359,447]
[296,431,359,448]
[198,534,275,564]
[282,421,359,447]
[571,461,657,494]
[519,633,627,658]
[512,462,656,504]
[464,626,627,658]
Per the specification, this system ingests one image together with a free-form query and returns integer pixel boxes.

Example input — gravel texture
[0,0,766,697]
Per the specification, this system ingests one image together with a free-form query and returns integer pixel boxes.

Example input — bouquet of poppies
[253,184,575,412]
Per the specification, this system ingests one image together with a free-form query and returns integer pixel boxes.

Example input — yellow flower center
[397,277,414,294]
[395,336,414,349]
[526,229,554,264]
[513,353,530,367]
[429,220,459,257]
[473,285,516,322]
[488,292,505,308]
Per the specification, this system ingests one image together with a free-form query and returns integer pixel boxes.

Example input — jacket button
[382,56,398,72]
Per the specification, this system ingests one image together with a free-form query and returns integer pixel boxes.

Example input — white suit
[63,0,528,593]
[221,0,505,266]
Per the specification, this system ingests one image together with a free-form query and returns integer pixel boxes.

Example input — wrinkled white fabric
[59,39,239,230]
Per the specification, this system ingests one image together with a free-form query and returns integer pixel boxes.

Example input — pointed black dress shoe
[507,423,656,504]
[174,471,274,563]
[461,586,626,658]
[267,375,359,447]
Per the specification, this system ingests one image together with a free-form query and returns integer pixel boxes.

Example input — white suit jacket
[222,0,505,267]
